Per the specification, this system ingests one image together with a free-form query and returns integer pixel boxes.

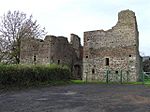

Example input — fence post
[120,70,123,84]
[142,71,145,85]
[106,70,109,84]
[127,71,129,82]
[85,72,88,83]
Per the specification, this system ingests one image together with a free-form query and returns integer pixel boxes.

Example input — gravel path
[0,84,150,112]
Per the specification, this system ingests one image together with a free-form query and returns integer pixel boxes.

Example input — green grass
[70,79,150,85]
[123,82,143,85]
[1,79,150,91]
[144,79,150,84]
[71,80,107,84]
[70,80,86,84]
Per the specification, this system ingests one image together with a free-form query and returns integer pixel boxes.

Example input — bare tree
[0,36,10,63]
[0,10,46,64]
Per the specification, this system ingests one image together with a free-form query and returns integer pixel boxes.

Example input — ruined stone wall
[70,34,81,58]
[70,34,83,79]
[83,9,141,82]
[20,38,43,64]
[21,35,74,65]
[20,34,83,79]
[46,35,74,66]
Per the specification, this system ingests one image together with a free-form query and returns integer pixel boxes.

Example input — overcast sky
[0,0,150,56]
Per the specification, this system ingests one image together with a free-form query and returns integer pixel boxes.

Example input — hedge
[0,64,71,86]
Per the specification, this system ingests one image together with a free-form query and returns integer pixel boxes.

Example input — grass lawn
[70,79,150,85]
[144,79,150,84]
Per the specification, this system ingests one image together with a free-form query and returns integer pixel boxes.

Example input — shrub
[0,64,71,87]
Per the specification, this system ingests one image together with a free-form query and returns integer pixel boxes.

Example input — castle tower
[83,9,141,82]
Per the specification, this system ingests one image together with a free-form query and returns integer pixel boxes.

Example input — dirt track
[0,84,150,112]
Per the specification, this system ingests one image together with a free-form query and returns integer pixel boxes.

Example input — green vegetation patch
[0,64,71,88]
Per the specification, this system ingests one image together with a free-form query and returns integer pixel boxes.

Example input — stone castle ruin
[83,9,141,82]
[20,34,83,79]
[20,9,141,82]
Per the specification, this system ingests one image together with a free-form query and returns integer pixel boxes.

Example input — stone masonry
[83,9,141,82]
[20,9,142,82]
[20,34,83,79]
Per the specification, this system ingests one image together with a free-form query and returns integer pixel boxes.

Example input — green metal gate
[105,70,129,83]
[142,72,150,84]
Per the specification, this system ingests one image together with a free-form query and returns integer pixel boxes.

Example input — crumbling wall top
[83,9,138,49]
[44,35,56,41]
[70,33,81,49]
[117,9,136,26]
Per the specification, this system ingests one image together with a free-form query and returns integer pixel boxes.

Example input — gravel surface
[0,84,150,112]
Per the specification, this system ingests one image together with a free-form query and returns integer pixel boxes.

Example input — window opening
[92,69,95,74]
[105,58,109,66]
[58,60,60,64]
[34,55,36,62]
[115,71,118,74]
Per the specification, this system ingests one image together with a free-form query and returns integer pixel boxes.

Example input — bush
[0,64,71,87]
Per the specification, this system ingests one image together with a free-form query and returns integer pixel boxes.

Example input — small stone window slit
[105,58,109,66]
[34,55,36,62]
[115,71,118,74]
[58,60,60,64]
[92,69,95,74]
